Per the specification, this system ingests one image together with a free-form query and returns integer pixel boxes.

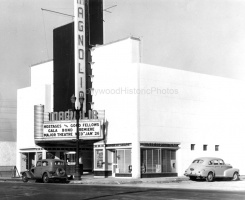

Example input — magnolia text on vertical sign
[75,0,86,109]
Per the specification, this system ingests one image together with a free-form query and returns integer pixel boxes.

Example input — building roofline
[92,36,140,49]
[30,59,53,67]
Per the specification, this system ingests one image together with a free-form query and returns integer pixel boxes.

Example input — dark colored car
[184,157,240,182]
[21,159,67,183]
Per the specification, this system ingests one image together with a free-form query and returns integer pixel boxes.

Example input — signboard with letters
[42,120,103,141]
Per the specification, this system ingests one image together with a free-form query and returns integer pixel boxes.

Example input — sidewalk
[0,174,189,184]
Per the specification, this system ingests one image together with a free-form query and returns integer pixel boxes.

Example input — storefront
[93,142,179,178]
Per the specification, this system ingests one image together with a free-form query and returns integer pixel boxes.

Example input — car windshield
[55,161,64,165]
[192,159,204,164]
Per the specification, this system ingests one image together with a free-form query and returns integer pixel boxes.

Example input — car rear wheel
[22,173,28,183]
[42,173,49,183]
[206,172,214,182]
[232,172,239,181]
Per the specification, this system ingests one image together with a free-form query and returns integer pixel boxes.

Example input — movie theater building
[17,36,245,179]
[16,1,245,178]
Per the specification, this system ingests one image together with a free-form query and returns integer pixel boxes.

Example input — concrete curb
[0,176,244,186]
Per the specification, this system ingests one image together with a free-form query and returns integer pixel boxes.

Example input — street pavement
[0,174,245,192]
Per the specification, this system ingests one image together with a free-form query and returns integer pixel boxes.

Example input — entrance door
[21,153,35,171]
[111,150,117,177]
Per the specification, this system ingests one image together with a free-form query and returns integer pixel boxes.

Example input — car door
[213,159,222,177]
[34,161,42,178]
[219,159,230,176]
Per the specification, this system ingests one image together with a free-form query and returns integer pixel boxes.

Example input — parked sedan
[21,159,67,183]
[184,157,239,182]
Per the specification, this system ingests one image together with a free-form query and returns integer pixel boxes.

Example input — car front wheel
[42,173,49,183]
[22,173,28,183]
[206,172,214,182]
[232,172,239,181]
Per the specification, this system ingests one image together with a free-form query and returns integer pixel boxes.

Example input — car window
[192,159,204,164]
[219,160,224,165]
[36,161,42,167]
[208,160,214,165]
[213,160,219,165]
[42,161,48,166]
[55,161,64,165]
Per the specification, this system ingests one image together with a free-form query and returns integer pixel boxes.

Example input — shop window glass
[141,149,161,173]
[106,150,113,170]
[116,149,131,173]
[146,150,153,173]
[161,149,176,173]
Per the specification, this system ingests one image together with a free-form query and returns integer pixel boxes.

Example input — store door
[111,150,117,177]
[21,153,35,171]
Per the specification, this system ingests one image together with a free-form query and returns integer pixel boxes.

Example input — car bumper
[184,172,206,178]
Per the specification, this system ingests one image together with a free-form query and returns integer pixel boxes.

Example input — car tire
[56,168,65,177]
[189,176,197,181]
[22,173,28,183]
[42,173,49,183]
[206,172,214,182]
[232,172,239,181]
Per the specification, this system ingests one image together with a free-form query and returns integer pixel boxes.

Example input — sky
[1,0,245,141]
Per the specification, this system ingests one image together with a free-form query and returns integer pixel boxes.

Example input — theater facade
[16,1,245,178]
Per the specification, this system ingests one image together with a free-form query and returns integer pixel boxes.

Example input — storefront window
[116,149,131,173]
[141,149,176,173]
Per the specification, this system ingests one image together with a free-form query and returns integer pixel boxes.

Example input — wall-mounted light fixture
[89,75,94,83]
[89,88,94,95]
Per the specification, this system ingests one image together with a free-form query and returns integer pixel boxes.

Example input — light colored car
[184,157,239,182]
[21,159,67,183]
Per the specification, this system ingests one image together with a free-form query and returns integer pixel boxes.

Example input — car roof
[194,157,223,161]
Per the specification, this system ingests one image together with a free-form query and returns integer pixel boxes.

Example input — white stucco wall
[92,38,141,178]
[92,37,245,176]
[16,61,53,172]
[139,63,245,174]
[92,38,140,144]
[31,61,53,86]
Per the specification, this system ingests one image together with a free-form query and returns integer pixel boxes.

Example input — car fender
[21,171,35,179]
[202,167,215,177]
[42,170,53,178]
[224,168,239,177]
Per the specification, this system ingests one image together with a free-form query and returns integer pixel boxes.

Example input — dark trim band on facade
[141,173,178,178]
[94,170,112,177]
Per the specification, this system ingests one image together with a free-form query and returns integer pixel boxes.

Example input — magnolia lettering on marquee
[49,109,98,121]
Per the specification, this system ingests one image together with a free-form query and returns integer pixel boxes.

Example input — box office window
[141,149,176,173]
